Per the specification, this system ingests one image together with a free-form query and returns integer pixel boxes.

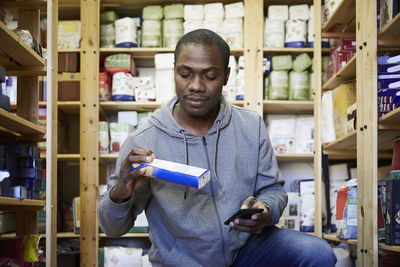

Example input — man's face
[174,44,230,119]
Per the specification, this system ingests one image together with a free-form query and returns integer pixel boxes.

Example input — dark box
[385,179,400,245]
[58,81,80,101]
[58,53,80,73]
[0,65,5,83]
[0,93,10,112]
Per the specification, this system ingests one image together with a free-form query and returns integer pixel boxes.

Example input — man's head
[175,29,230,70]
[173,29,231,122]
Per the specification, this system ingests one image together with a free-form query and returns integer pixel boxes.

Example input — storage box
[58,53,80,73]
[58,81,80,101]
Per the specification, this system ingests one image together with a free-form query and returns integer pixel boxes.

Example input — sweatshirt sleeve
[254,117,288,226]
[98,135,152,237]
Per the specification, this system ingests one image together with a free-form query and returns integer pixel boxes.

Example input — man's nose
[188,75,205,92]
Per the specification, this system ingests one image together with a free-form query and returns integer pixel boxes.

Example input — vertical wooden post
[46,0,58,266]
[313,0,323,238]
[356,0,378,266]
[80,0,99,266]
[243,0,264,116]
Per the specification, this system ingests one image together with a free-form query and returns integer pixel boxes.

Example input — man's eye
[180,73,190,79]
[205,76,217,81]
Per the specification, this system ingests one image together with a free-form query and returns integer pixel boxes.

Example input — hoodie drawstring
[180,130,189,199]
[213,120,223,190]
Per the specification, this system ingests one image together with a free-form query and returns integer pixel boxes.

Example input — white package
[223,18,243,48]
[112,72,135,99]
[264,18,285,47]
[308,19,329,44]
[104,247,142,267]
[135,88,156,101]
[289,4,310,20]
[98,121,109,154]
[236,69,245,99]
[155,69,175,102]
[183,20,203,34]
[223,56,238,101]
[154,53,175,69]
[321,91,336,144]
[295,115,314,153]
[115,17,137,47]
[285,19,307,43]
[203,19,223,36]
[184,5,204,20]
[238,55,245,69]
[204,3,225,20]
[268,5,289,20]
[58,20,81,49]
[118,111,138,126]
[132,76,153,90]
[309,5,314,20]
[228,55,238,72]
[266,115,296,153]
[224,2,244,18]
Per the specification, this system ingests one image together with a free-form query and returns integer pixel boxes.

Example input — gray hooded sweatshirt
[98,96,288,267]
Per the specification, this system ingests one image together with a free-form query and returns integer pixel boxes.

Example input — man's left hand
[229,196,269,234]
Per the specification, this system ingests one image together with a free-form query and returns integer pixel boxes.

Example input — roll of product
[115,17,138,48]
[269,71,289,100]
[163,19,183,49]
[141,20,162,47]
[264,18,285,48]
[100,24,115,48]
[285,19,307,48]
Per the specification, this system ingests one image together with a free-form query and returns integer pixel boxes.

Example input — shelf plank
[379,108,400,124]
[100,47,244,57]
[0,21,46,67]
[323,56,356,90]
[378,13,400,40]
[99,153,118,163]
[58,72,81,81]
[263,100,314,114]
[0,108,45,137]
[58,154,80,161]
[58,49,81,53]
[379,243,400,253]
[323,234,357,245]
[99,233,149,238]
[58,101,80,114]
[263,47,330,54]
[323,131,357,150]
[275,153,314,162]
[322,0,356,33]
[0,197,45,211]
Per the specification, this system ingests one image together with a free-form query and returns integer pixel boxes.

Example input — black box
[19,157,43,168]
[0,65,5,83]
[5,145,40,158]
[385,179,400,245]
[0,93,10,112]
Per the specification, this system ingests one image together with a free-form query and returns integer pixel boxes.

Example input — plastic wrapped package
[266,114,296,153]
[268,5,289,20]
[321,91,336,144]
[268,71,289,100]
[98,121,109,154]
[155,69,175,102]
[289,71,309,100]
[14,29,33,48]
[238,55,245,69]
[132,76,155,102]
[142,5,163,20]
[112,72,135,101]
[223,18,243,48]
[203,19,223,37]
[224,2,244,18]
[293,53,312,72]
[272,55,292,71]
[58,20,81,49]
[184,5,204,20]
[100,24,115,48]
[164,4,184,19]
[99,72,111,101]
[115,17,138,47]
[141,20,162,47]
[0,9,13,25]
[100,11,118,24]
[204,3,224,20]
[285,19,307,47]
[223,56,238,101]
[323,0,343,23]
[163,19,183,49]
[109,123,134,154]
[295,115,314,153]
[183,20,203,34]
[236,69,245,100]
[264,18,285,48]
[289,4,310,20]
[104,53,135,74]
[307,19,329,48]
[155,53,174,69]
[264,76,269,100]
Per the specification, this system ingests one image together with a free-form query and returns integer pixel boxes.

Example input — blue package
[378,88,400,116]
[378,64,400,74]
[285,41,305,48]
[112,95,135,101]
[378,74,400,89]
[116,42,138,48]
[378,55,400,65]
[236,94,244,101]
[19,168,43,179]
[308,41,330,48]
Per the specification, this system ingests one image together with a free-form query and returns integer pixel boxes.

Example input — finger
[128,155,154,165]
[241,196,257,209]
[131,146,154,156]
[230,220,264,234]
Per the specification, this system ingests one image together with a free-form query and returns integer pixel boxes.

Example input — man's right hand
[110,146,155,203]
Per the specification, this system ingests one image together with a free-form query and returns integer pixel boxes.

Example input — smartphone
[224,208,264,225]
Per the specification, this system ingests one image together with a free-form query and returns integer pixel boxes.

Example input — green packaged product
[289,71,309,100]
[142,5,163,20]
[100,24,115,48]
[269,71,289,100]
[142,20,162,47]
[309,72,314,101]
[164,4,184,19]
[100,11,118,24]
[311,56,328,72]
[163,19,183,48]
[272,55,293,71]
[293,53,312,72]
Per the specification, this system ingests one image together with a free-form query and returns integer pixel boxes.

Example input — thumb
[241,196,257,209]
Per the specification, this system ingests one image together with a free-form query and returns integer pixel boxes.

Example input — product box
[58,53,80,73]
[378,88,400,116]
[99,72,111,101]
[332,82,356,139]
[379,55,400,65]
[58,20,81,49]
[385,179,400,245]
[132,159,210,189]
[336,180,357,240]
[332,37,356,53]
[277,192,301,231]
[378,74,400,89]
[380,0,400,31]
[58,81,80,101]
[378,64,400,75]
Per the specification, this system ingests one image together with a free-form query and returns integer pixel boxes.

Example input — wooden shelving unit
[263,100,313,114]
[323,131,357,150]
[322,234,357,245]
[0,108,45,138]
[322,56,356,90]
[0,197,45,210]
[321,0,356,33]
[378,13,400,39]
[379,108,400,124]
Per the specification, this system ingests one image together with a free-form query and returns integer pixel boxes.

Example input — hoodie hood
[149,95,232,139]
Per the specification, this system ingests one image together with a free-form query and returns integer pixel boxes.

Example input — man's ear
[223,67,231,86]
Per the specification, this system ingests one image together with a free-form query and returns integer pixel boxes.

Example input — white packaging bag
[266,114,296,153]
[268,5,289,20]
[223,18,243,48]
[285,19,307,44]
[204,3,225,20]
[321,91,336,144]
[183,20,203,34]
[155,69,175,102]
[155,53,175,69]
[98,121,109,154]
[264,18,285,47]
[115,17,137,47]
[224,2,244,18]
[289,4,310,20]
[184,5,204,20]
[203,19,223,36]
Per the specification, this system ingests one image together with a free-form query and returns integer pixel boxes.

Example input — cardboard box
[58,53,80,73]
[58,81,80,101]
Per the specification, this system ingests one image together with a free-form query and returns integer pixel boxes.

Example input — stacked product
[100,11,117,48]
[155,53,175,102]
[336,179,357,239]
[266,53,313,100]
[115,17,138,48]
[308,5,329,48]
[378,55,400,117]
[222,56,238,101]
[203,3,224,37]
[223,2,244,48]
[326,37,356,80]
[58,20,81,49]
[183,4,204,34]
[0,145,44,200]
[141,5,163,47]
[163,4,184,49]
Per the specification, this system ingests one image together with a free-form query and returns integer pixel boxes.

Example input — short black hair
[174,29,230,70]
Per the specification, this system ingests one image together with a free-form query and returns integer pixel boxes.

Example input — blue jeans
[234,227,336,267]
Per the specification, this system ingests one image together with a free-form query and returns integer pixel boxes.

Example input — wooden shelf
[58,72,81,81]
[58,154,80,161]
[100,47,244,57]
[263,47,330,54]
[38,101,80,114]
[99,153,118,163]
[58,49,81,53]
[322,0,356,33]
[275,153,313,162]
[0,21,46,68]
[0,197,45,211]
[0,108,45,138]
[99,232,149,238]
[323,56,356,90]
[379,243,400,253]
[379,108,400,124]
[378,13,400,40]
[323,234,357,245]
[323,131,357,150]
[263,100,313,114]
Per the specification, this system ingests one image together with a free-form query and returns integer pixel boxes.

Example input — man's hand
[229,196,269,234]
[110,147,155,203]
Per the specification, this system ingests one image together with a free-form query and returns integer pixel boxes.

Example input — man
[98,29,336,266]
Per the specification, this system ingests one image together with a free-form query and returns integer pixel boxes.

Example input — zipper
[202,136,228,266]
